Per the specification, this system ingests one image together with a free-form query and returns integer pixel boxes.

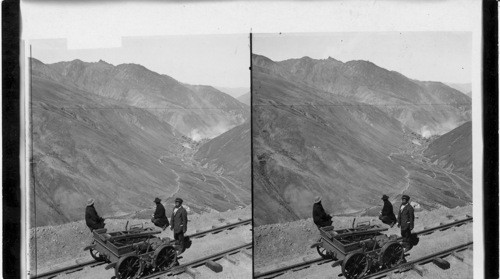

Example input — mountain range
[252,54,472,226]
[253,55,471,137]
[30,58,250,226]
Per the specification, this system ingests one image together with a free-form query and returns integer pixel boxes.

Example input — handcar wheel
[154,245,177,271]
[316,245,336,259]
[89,248,106,262]
[379,242,404,268]
[115,255,143,279]
[341,252,371,279]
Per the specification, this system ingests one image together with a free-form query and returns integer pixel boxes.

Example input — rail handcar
[311,221,404,279]
[84,224,179,279]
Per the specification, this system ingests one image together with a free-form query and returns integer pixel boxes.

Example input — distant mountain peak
[97,59,113,66]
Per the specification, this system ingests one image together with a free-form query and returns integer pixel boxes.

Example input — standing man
[312,196,333,229]
[170,197,188,253]
[85,198,105,232]
[397,195,415,251]
[379,194,397,227]
[151,197,169,230]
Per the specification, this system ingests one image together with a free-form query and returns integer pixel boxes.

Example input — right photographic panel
[252,32,473,279]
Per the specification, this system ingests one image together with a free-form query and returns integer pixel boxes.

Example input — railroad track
[189,218,251,239]
[362,241,473,278]
[30,219,252,279]
[29,260,105,279]
[142,242,252,279]
[254,216,473,279]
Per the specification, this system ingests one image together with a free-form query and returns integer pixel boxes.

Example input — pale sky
[30,34,250,88]
[253,32,472,84]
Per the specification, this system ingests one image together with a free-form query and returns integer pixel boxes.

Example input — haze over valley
[252,54,472,226]
[31,58,250,227]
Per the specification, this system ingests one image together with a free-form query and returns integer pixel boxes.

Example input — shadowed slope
[424,121,472,178]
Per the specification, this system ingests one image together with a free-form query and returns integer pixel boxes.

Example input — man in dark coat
[151,197,169,230]
[312,196,333,229]
[397,195,415,251]
[379,194,397,227]
[85,198,105,232]
[170,197,188,253]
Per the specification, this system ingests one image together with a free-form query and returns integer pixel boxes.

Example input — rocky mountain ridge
[32,58,249,140]
[253,54,471,137]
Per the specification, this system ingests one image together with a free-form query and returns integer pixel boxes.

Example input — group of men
[85,197,189,253]
[312,194,415,251]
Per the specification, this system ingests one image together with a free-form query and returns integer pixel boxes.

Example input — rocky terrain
[30,207,252,278]
[252,54,472,226]
[30,58,250,226]
[254,205,473,279]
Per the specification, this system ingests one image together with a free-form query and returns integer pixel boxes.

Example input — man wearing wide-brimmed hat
[378,194,397,227]
[151,197,169,231]
[170,197,188,253]
[312,196,333,229]
[397,194,415,251]
[85,198,105,232]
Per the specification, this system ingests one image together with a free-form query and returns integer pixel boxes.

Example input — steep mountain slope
[252,68,410,225]
[194,121,251,186]
[253,54,471,137]
[31,59,251,227]
[32,58,249,140]
[31,76,181,226]
[237,91,251,105]
[424,121,472,178]
[252,55,472,226]
[184,84,249,140]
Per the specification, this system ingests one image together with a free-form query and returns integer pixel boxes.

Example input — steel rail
[411,216,472,237]
[254,258,333,279]
[362,241,473,279]
[142,242,252,279]
[29,219,251,279]
[188,218,252,239]
[30,260,104,279]
[254,216,473,279]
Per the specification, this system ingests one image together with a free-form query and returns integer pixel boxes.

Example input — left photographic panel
[25,35,252,278]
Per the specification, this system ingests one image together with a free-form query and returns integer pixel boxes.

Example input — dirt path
[167,169,181,199]
[400,165,411,193]
[216,176,245,206]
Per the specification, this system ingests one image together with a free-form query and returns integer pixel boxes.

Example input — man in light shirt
[397,195,414,251]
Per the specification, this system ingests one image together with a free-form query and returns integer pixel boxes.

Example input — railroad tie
[451,251,464,262]
[205,260,223,273]
[185,267,201,279]
[241,249,252,259]
[224,255,240,265]
[432,258,451,270]
[411,265,428,277]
